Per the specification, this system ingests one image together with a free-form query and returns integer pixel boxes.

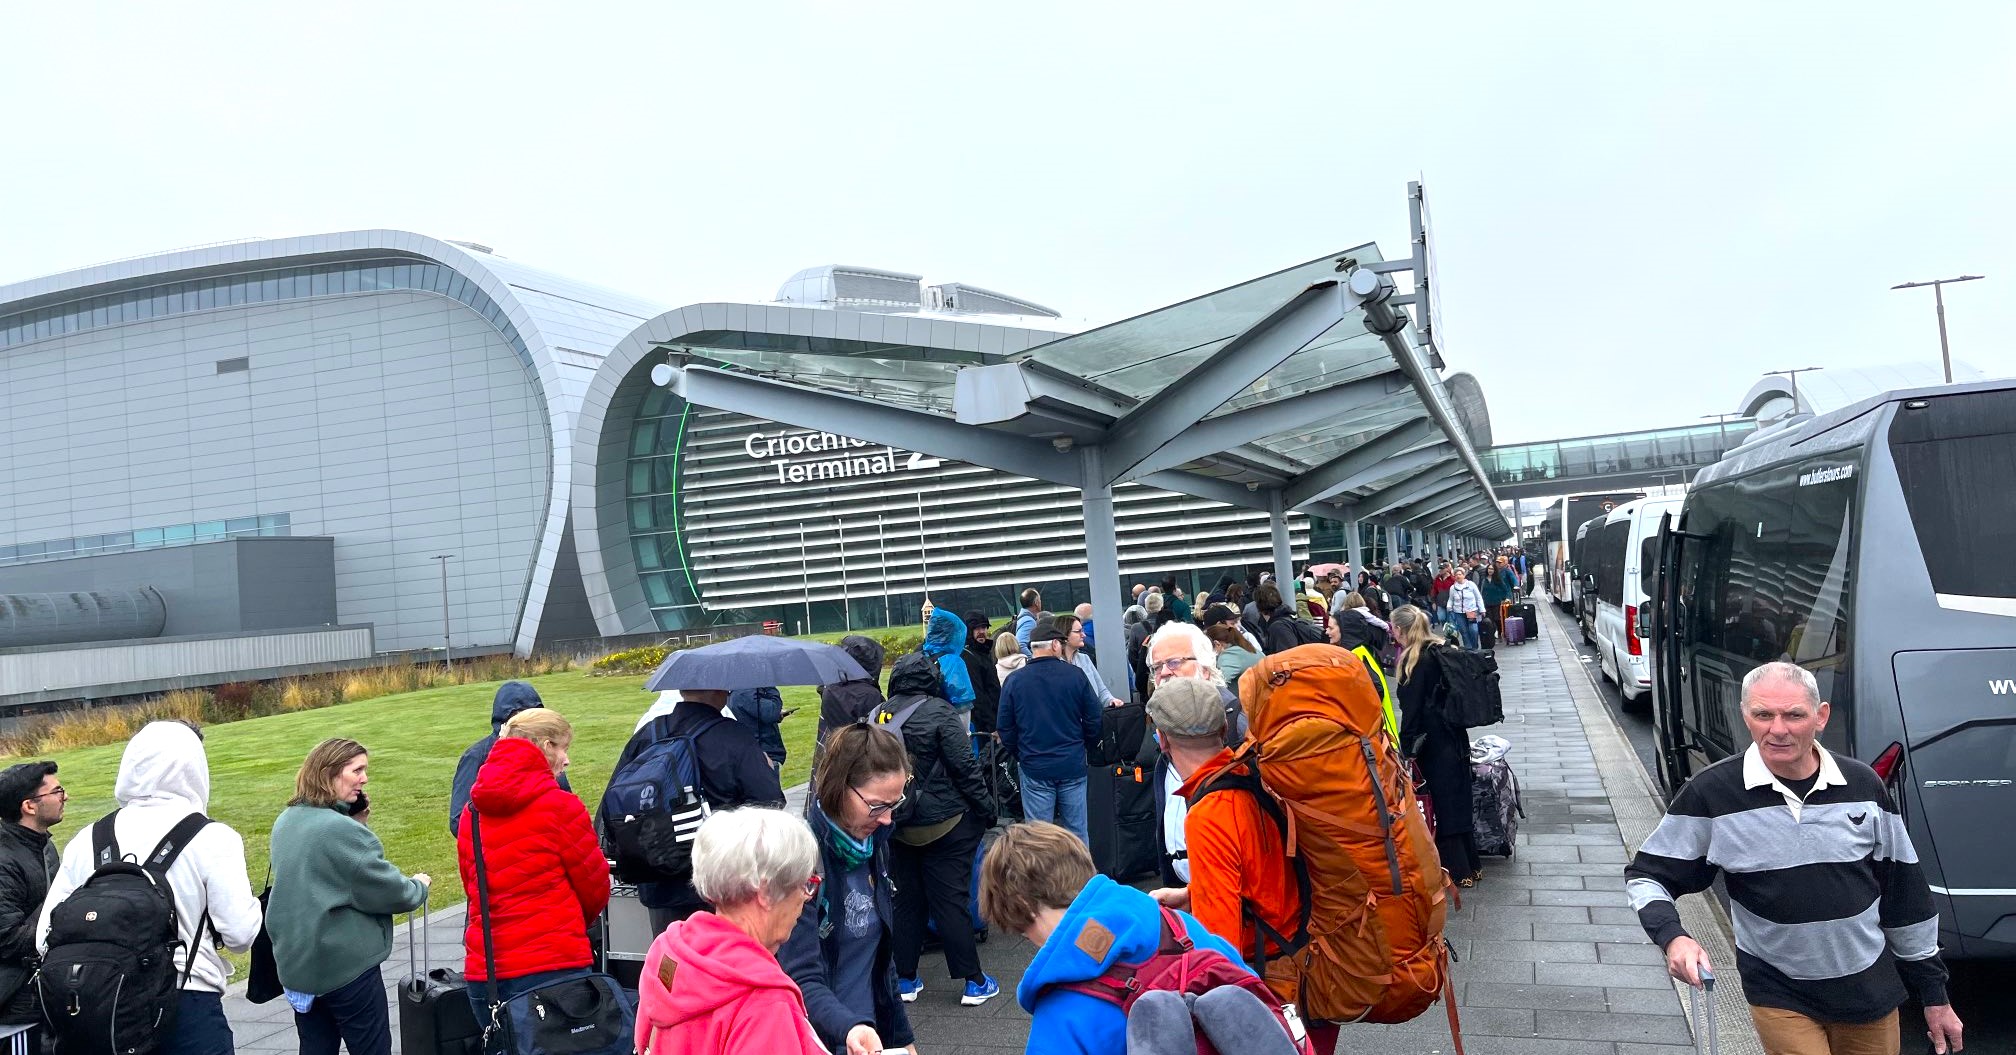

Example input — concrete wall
[0,537,336,637]
[0,291,550,651]
[0,625,374,705]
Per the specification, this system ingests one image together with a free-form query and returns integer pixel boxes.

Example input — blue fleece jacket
[1018,875,1252,1055]
[996,656,1103,782]
[922,607,975,709]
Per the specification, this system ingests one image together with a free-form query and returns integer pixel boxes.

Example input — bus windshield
[1890,389,2016,600]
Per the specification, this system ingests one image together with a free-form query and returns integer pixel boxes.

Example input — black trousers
[1436,830,1481,879]
[891,811,985,981]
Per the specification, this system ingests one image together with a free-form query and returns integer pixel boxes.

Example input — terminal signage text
[742,429,944,485]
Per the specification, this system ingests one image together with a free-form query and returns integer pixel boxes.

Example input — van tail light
[1626,605,1643,655]
[1871,742,1905,785]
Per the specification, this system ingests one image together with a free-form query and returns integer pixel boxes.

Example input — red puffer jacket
[458,736,610,981]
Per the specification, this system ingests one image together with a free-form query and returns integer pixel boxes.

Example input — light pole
[1892,275,1985,383]
[1763,366,1825,415]
[431,554,454,671]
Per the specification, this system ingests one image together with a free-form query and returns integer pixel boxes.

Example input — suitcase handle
[407,888,429,980]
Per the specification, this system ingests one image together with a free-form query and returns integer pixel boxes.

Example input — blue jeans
[1458,618,1480,651]
[167,991,234,1055]
[1022,774,1089,844]
[291,964,388,1055]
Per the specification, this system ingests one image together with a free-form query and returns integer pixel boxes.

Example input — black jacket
[882,654,994,830]
[1397,645,1472,837]
[817,636,887,748]
[1260,605,1316,655]
[962,637,1003,734]
[0,822,57,1023]
[1333,608,1390,656]
[612,700,786,911]
[780,807,913,1052]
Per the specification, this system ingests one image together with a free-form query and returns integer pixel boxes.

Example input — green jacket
[267,803,428,994]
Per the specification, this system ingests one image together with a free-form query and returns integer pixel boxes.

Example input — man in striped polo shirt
[1626,662,1964,1055]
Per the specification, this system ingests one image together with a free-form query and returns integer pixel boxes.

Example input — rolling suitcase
[1086,758,1159,880]
[1510,601,1538,631]
[1477,616,1497,650]
[1502,616,1526,645]
[1469,749,1523,858]
[398,897,483,1055]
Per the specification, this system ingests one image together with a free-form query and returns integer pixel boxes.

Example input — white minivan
[1590,495,1682,707]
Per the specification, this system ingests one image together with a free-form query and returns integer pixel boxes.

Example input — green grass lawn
[0,673,823,916]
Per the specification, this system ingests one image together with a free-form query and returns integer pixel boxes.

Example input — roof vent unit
[446,240,495,255]
[776,266,922,312]
[925,283,1061,319]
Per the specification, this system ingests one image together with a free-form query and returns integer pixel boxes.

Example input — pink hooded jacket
[636,911,829,1055]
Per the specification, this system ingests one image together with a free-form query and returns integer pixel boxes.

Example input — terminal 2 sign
[742,429,943,484]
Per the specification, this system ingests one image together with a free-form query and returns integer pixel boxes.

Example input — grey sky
[4,2,2009,443]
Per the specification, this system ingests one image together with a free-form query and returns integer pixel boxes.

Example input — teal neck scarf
[826,817,876,870]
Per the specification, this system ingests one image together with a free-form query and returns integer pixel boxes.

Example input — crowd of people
[0,544,1585,1055]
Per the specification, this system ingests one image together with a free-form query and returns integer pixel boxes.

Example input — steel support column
[1346,517,1362,575]
[1268,489,1295,600]
[1079,446,1129,700]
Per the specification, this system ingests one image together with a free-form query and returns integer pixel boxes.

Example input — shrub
[0,653,573,756]
[875,631,925,666]
[592,645,669,675]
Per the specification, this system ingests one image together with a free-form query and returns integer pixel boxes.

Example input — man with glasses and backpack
[36,722,263,1055]
[0,762,65,1043]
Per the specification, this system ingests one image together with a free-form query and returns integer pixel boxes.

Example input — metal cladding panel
[0,587,167,647]
[0,626,373,697]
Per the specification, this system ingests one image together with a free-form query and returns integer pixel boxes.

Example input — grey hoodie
[37,722,262,993]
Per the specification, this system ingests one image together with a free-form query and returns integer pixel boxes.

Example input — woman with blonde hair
[994,630,1028,688]
[1391,605,1481,886]
[457,707,610,1025]
[269,739,431,1055]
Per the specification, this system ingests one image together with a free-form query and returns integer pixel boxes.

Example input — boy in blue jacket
[979,821,1254,1054]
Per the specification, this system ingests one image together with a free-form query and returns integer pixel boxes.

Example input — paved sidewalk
[222,626,1704,1054]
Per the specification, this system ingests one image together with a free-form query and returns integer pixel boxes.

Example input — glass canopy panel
[1016,245,1381,401]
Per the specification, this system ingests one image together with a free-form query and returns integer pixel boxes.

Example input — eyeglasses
[30,786,65,801]
[1151,655,1197,681]
[803,873,824,897]
[850,785,906,818]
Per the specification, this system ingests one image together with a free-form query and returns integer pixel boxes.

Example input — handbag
[246,864,282,1004]
[470,808,633,1055]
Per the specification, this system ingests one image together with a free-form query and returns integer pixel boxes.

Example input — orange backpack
[1192,643,1457,1030]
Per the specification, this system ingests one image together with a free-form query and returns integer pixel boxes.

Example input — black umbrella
[642,634,869,691]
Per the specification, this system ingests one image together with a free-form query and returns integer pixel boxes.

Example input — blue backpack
[597,715,724,885]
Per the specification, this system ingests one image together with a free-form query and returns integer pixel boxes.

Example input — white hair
[690,808,819,907]
[1145,592,1165,614]
[1146,622,1224,685]
[1741,661,1820,706]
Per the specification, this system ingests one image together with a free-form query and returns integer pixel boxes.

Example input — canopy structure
[647,185,1507,693]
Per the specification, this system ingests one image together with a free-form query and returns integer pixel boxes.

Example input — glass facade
[627,387,707,630]
[0,257,532,375]
[0,513,291,566]
[1482,421,1757,488]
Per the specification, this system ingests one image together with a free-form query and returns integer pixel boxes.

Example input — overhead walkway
[620,187,1510,698]
[1482,420,1756,499]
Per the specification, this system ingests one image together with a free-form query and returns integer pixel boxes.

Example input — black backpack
[869,697,940,826]
[38,812,212,1055]
[598,715,724,885]
[1287,618,1327,648]
[1439,646,1504,728]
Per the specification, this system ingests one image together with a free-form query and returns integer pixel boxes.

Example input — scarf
[826,817,876,870]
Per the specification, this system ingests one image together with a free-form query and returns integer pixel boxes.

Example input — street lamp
[432,554,455,671]
[1763,366,1825,415]
[1892,275,1985,383]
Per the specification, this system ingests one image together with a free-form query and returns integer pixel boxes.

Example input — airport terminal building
[0,232,1495,702]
